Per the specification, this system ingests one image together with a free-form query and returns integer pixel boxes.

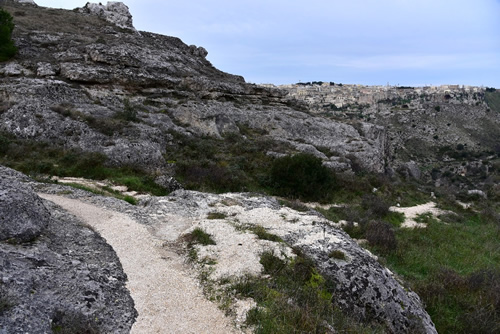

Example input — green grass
[206,212,227,220]
[485,90,500,113]
[185,228,216,246]
[63,183,137,205]
[382,214,500,333]
[251,226,283,242]
[165,130,291,194]
[0,135,168,196]
[328,250,346,260]
[232,251,385,334]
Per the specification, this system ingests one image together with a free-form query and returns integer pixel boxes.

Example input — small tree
[0,8,17,61]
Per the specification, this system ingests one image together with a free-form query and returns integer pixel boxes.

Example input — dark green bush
[269,153,336,202]
[365,220,397,252]
[0,8,17,62]
[361,194,390,218]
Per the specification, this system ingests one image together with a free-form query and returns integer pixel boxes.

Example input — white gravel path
[39,194,239,334]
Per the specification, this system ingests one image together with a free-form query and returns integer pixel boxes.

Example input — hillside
[0,1,499,333]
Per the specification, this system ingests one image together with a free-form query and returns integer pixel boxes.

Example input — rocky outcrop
[78,2,135,30]
[0,166,50,243]
[0,166,136,333]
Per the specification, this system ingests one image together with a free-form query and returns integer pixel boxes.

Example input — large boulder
[0,166,50,243]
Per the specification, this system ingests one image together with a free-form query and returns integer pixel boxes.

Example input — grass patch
[63,183,137,205]
[383,213,500,333]
[328,250,346,260]
[184,228,216,246]
[278,199,309,212]
[384,211,405,227]
[485,90,500,113]
[251,226,283,242]
[0,136,169,196]
[207,212,227,220]
[232,251,384,333]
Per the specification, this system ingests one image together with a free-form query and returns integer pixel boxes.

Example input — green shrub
[269,153,336,202]
[0,8,17,62]
[113,99,138,122]
[328,250,346,260]
[233,251,383,333]
[361,194,390,218]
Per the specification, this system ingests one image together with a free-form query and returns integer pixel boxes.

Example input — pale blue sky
[35,1,500,87]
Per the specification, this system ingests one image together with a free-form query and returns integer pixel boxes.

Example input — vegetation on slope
[0,8,17,62]
[485,89,500,113]
[0,132,168,196]
[322,191,500,334]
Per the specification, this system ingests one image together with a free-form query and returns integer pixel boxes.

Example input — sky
[34,0,500,87]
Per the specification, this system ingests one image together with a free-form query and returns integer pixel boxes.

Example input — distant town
[260,82,492,109]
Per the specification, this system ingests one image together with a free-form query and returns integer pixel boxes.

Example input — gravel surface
[390,202,447,228]
[39,194,240,334]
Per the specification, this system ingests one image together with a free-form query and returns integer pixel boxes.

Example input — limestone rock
[0,167,137,333]
[140,190,437,333]
[15,0,36,4]
[0,166,50,243]
[79,2,135,30]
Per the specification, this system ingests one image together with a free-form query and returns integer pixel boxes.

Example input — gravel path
[39,194,239,334]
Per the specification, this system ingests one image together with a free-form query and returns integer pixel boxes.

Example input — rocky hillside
[1,1,499,333]
[278,83,500,190]
[0,0,387,180]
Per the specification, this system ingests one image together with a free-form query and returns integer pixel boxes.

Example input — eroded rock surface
[0,166,50,243]
[141,190,436,333]
[0,0,387,174]
[0,167,136,333]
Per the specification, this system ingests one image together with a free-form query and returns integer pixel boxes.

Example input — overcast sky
[34,0,500,87]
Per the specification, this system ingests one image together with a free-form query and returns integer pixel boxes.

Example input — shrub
[361,194,390,218]
[365,221,397,252]
[269,153,336,202]
[113,99,138,122]
[0,8,17,62]
[328,250,346,260]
